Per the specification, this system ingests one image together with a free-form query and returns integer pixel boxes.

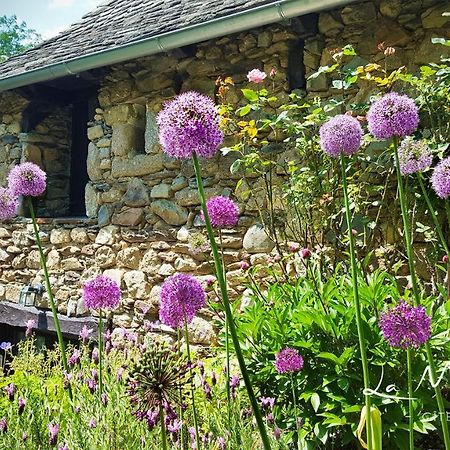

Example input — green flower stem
[417,172,449,255]
[160,406,168,450]
[98,309,103,396]
[27,197,72,401]
[290,374,300,450]
[340,155,373,450]
[407,348,414,450]
[184,319,200,450]
[177,329,186,450]
[192,153,271,450]
[393,137,450,449]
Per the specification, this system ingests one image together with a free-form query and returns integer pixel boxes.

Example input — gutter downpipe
[0,0,356,92]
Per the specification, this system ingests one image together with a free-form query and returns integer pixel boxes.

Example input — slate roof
[0,0,280,81]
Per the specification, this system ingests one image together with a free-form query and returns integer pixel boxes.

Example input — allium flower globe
[83,275,121,310]
[275,348,304,374]
[201,196,239,228]
[157,91,223,159]
[247,69,267,83]
[397,138,432,175]
[159,273,206,328]
[0,187,18,220]
[379,301,431,349]
[319,114,363,157]
[431,157,450,199]
[367,92,419,140]
[8,162,47,197]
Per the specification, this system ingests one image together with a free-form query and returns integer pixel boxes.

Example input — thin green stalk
[290,374,300,450]
[340,155,373,450]
[184,319,200,450]
[27,197,72,401]
[160,406,168,450]
[407,348,414,450]
[98,309,103,396]
[393,137,450,449]
[192,153,271,450]
[177,329,186,450]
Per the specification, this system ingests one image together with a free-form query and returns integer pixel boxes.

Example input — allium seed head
[157,91,223,159]
[0,187,18,220]
[367,92,419,140]
[398,137,432,175]
[431,157,450,199]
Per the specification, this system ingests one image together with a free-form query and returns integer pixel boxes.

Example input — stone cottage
[0,0,448,344]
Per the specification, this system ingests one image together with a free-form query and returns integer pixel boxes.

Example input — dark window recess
[69,100,90,216]
[288,40,306,91]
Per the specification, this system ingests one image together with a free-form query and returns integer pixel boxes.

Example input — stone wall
[0,0,448,343]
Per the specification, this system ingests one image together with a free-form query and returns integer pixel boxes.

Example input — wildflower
[269,67,277,77]
[247,69,267,83]
[18,397,26,415]
[320,114,363,157]
[300,248,311,259]
[201,196,239,228]
[431,157,450,199]
[0,187,18,220]
[79,325,93,343]
[58,445,69,450]
[397,138,432,175]
[0,342,11,351]
[86,378,97,394]
[260,397,275,410]
[101,393,109,406]
[379,300,431,349]
[22,432,28,441]
[230,374,240,389]
[25,319,36,338]
[48,423,60,446]
[157,91,223,159]
[159,273,206,329]
[0,418,7,433]
[91,348,99,364]
[203,381,212,399]
[273,427,281,440]
[367,92,419,140]
[288,242,300,252]
[117,367,125,381]
[8,162,47,197]
[82,275,121,310]
[167,419,182,434]
[88,418,97,428]
[266,412,275,424]
[68,349,81,367]
[443,255,449,264]
[275,348,304,374]
[63,372,72,390]
[91,368,99,381]
[217,437,227,449]
[5,383,15,401]
[239,260,250,270]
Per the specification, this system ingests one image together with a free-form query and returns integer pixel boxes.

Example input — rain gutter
[0,0,355,92]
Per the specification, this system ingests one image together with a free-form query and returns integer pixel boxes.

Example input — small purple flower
[18,397,26,415]
[159,273,206,329]
[398,138,432,175]
[230,375,240,389]
[201,196,239,228]
[217,437,227,449]
[203,381,212,399]
[379,300,431,349]
[0,187,18,220]
[273,427,281,440]
[260,396,275,410]
[0,342,12,351]
[48,423,60,446]
[239,261,250,270]
[319,114,363,157]
[58,445,69,450]
[266,412,275,424]
[275,348,304,374]
[157,91,223,159]
[86,378,97,394]
[431,157,450,199]
[8,162,47,197]
[88,418,97,428]
[22,432,28,441]
[68,349,81,367]
[300,248,311,259]
[91,348,99,364]
[367,92,419,140]
[79,325,93,343]
[63,372,73,390]
[167,419,182,434]
[0,418,7,433]
[5,383,15,401]
[83,275,121,310]
[101,393,109,406]
[25,319,36,338]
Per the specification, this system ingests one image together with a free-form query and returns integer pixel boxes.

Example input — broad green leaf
[311,392,320,412]
[241,88,259,102]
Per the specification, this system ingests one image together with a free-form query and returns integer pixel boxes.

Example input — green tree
[0,15,41,62]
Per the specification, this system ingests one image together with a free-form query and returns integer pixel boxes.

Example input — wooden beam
[0,301,98,340]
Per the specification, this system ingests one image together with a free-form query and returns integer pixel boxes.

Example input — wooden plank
[0,301,98,339]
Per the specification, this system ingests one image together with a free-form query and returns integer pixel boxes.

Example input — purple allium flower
[157,91,223,159]
[275,348,304,374]
[68,349,81,367]
[0,342,11,351]
[82,275,121,310]
[398,138,432,175]
[5,383,15,401]
[201,196,239,228]
[431,157,450,199]
[367,92,419,140]
[247,69,267,83]
[18,397,26,415]
[260,396,275,410]
[48,423,60,446]
[379,300,431,349]
[8,162,47,197]
[319,114,363,157]
[25,319,36,338]
[0,418,7,433]
[217,437,227,450]
[88,418,97,428]
[159,273,206,329]
[79,325,93,343]
[0,188,18,220]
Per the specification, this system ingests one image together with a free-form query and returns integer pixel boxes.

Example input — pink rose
[247,69,267,84]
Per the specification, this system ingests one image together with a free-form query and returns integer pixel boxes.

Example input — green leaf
[241,88,259,102]
[431,37,450,47]
[311,392,321,412]
[342,44,357,56]
[237,104,251,117]
[317,352,340,365]
[229,159,242,174]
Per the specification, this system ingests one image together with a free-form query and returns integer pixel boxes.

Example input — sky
[0,0,105,39]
